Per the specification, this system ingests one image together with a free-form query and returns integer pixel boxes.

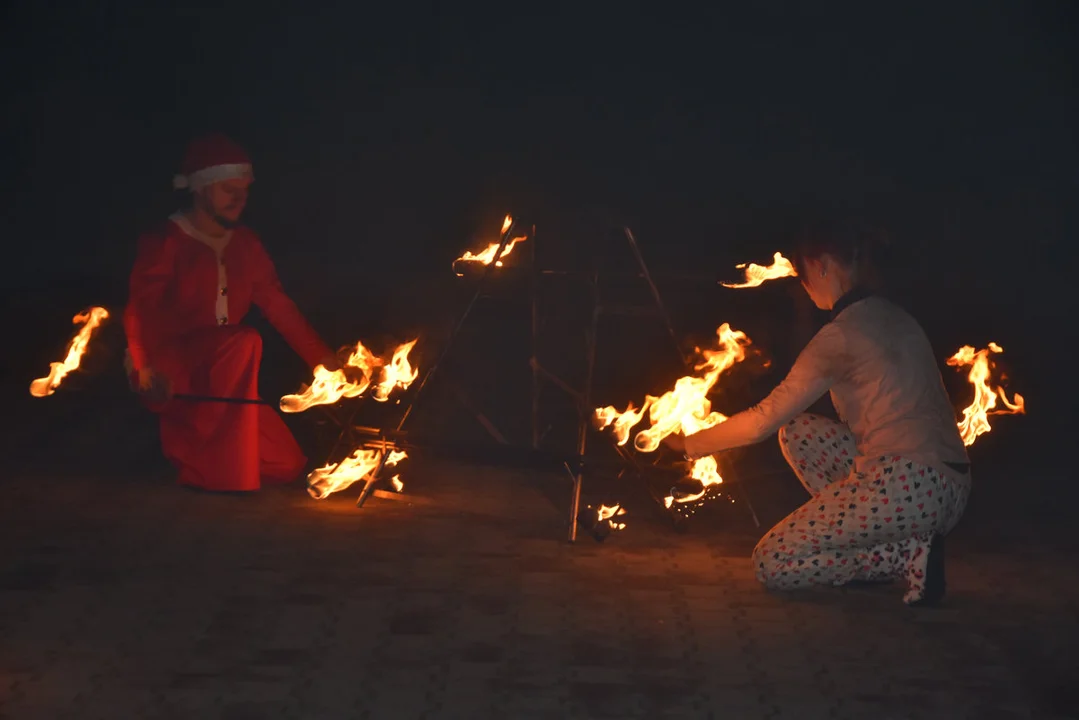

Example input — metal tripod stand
[348,217,530,507]
[528,227,695,541]
[331,217,760,540]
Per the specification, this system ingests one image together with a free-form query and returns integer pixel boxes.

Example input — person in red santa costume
[124,133,347,492]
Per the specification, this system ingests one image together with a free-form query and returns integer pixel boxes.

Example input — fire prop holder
[336,217,760,541]
[528,227,760,540]
[307,218,531,508]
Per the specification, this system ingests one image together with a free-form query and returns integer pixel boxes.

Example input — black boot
[907,534,946,607]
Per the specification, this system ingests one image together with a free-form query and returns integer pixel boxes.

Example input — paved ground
[1,442,1077,719]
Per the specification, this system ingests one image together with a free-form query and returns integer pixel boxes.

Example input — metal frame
[324,219,760,539]
[529,227,704,542]
[348,217,528,507]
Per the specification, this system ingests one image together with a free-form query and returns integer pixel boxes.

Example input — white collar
[170,211,232,255]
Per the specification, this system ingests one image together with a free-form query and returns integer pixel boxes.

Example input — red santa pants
[155,326,307,491]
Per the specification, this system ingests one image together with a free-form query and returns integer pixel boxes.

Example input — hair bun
[790,219,892,290]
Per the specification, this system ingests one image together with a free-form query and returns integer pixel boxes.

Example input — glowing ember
[30,307,110,398]
[307,447,408,500]
[281,339,418,413]
[721,252,797,288]
[947,342,1025,446]
[664,483,735,517]
[595,323,752,500]
[453,214,528,275]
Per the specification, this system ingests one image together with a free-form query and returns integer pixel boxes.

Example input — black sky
[4,3,1075,271]
[1,1,1075,456]
[2,3,1076,331]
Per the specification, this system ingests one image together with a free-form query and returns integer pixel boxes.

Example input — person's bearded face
[197,176,252,227]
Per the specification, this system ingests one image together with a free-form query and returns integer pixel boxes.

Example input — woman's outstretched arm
[684,323,844,459]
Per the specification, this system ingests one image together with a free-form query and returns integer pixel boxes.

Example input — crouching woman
[666,227,970,606]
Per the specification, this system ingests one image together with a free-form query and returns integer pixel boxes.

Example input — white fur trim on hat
[173,163,253,191]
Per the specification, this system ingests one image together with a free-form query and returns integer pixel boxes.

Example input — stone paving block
[769,700,842,720]
[65,682,159,720]
[690,659,760,689]
[429,679,498,717]
[517,606,569,637]
[360,681,438,719]
[491,683,569,719]
[683,693,776,720]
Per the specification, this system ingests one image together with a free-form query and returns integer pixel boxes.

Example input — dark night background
[1,2,1074,476]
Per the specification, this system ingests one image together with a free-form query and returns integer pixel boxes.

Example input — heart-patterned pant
[752,414,971,603]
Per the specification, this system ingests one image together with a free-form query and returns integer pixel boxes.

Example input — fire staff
[123,134,345,492]
[665,226,971,606]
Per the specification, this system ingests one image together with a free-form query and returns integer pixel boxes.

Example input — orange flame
[689,455,722,487]
[721,252,797,288]
[947,342,1025,446]
[280,339,418,413]
[594,323,752,501]
[30,307,110,397]
[592,401,651,446]
[453,214,528,275]
[307,447,408,500]
[372,339,419,402]
[390,475,404,493]
[596,503,627,531]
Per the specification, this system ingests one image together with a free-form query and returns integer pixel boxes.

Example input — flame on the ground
[30,307,110,398]
[947,342,1025,446]
[721,252,797,288]
[453,214,528,275]
[307,447,408,500]
[281,339,418,413]
[391,475,404,492]
[596,504,627,531]
[594,323,753,502]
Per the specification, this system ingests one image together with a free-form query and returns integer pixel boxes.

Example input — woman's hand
[662,432,687,455]
[319,354,368,386]
[319,353,343,373]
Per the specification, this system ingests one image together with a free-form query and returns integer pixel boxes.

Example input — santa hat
[173,134,254,191]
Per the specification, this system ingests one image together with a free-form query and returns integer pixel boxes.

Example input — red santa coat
[124,214,333,491]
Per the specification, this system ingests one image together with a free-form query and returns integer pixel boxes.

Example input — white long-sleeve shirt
[684,292,970,477]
